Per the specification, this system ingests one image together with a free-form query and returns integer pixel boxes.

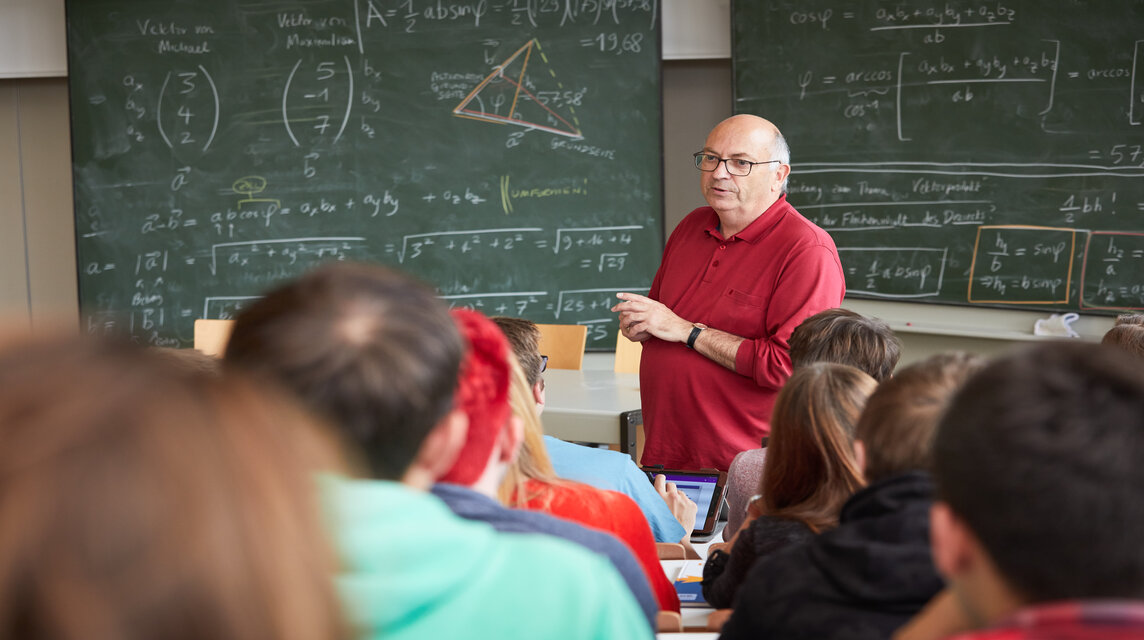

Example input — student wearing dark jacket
[719,353,985,640]
[702,363,873,608]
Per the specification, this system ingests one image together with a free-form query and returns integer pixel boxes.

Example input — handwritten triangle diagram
[453,39,584,139]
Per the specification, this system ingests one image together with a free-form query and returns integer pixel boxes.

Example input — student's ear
[403,409,468,490]
[532,380,546,414]
[853,439,867,475]
[498,414,524,464]
[930,501,977,581]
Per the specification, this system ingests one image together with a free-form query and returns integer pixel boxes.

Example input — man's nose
[711,159,733,178]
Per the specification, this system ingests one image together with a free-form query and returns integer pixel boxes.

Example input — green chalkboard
[733,0,1144,315]
[67,0,663,348]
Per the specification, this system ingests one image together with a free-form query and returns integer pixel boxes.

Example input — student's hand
[655,473,698,533]
[707,541,733,556]
[707,609,733,632]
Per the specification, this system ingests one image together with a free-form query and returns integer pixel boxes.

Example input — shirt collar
[703,194,790,244]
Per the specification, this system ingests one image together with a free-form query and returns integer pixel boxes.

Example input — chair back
[613,330,643,374]
[535,324,587,370]
[655,542,687,560]
[194,319,234,357]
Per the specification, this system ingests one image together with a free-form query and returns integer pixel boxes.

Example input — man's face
[699,118,788,223]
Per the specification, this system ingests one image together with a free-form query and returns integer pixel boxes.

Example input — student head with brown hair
[855,351,987,484]
[724,308,900,538]
[760,362,873,530]
[702,362,874,609]
[789,307,901,382]
[1101,322,1144,360]
[716,353,986,640]
[0,336,348,640]
[491,316,545,391]
[224,262,466,485]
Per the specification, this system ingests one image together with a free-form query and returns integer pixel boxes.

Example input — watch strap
[686,324,704,349]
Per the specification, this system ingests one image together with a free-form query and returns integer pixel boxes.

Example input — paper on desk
[674,559,707,607]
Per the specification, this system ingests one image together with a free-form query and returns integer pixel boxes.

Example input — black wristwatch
[686,323,707,349]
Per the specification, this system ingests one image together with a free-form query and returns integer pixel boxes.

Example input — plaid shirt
[949,601,1144,640]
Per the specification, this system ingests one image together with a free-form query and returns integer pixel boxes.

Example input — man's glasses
[693,152,780,177]
[540,355,548,373]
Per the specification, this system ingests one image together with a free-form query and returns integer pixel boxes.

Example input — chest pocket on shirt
[716,287,766,338]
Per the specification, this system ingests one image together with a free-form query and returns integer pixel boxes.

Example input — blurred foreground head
[225,262,465,481]
[0,335,347,640]
[933,342,1144,610]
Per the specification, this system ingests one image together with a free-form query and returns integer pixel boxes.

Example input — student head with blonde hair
[0,336,348,640]
[431,309,660,628]
[495,326,684,614]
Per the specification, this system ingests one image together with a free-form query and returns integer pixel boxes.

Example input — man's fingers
[616,291,652,304]
[654,473,666,493]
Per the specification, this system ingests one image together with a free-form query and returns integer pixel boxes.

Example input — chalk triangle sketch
[453,39,584,139]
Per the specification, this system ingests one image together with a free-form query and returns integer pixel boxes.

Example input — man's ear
[930,501,977,580]
[773,163,792,191]
[402,409,468,490]
[853,439,867,475]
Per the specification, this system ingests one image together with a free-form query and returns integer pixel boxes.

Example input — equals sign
[579,39,595,46]
[386,9,397,16]
[1136,202,1144,211]
[183,219,198,227]
[535,240,549,248]
[1132,250,1144,258]
[1068,72,1079,78]
[384,244,396,252]
[1088,150,1101,158]
[579,259,593,268]
[843,12,855,18]
[1014,249,1027,256]
[847,267,857,274]
[822,76,836,84]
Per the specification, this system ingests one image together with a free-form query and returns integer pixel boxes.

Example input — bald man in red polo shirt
[612,115,844,471]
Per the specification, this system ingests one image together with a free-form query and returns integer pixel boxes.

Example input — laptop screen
[661,472,720,516]
[643,468,728,536]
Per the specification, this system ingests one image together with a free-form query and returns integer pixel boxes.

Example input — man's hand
[612,292,692,344]
[654,473,698,533]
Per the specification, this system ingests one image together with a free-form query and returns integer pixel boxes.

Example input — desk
[542,369,642,446]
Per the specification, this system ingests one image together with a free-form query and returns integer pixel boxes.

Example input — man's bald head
[699,115,791,233]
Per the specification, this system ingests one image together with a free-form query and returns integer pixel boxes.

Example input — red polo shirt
[639,195,845,471]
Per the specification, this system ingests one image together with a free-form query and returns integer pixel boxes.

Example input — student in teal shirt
[225,263,652,640]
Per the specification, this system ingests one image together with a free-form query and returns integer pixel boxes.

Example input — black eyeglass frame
[692,152,781,177]
[539,355,549,373]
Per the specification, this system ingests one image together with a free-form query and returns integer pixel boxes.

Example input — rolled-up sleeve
[734,244,846,388]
